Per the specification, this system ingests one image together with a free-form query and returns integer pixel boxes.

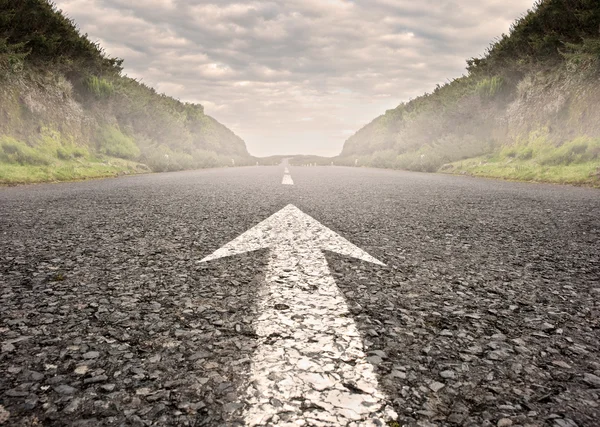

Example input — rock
[497,418,513,427]
[0,405,9,424]
[136,387,152,396]
[552,360,571,369]
[5,389,29,397]
[541,322,555,331]
[390,370,407,379]
[64,398,82,414]
[223,402,244,413]
[467,345,483,355]
[29,371,44,381]
[429,381,445,392]
[583,373,600,387]
[54,384,77,395]
[22,394,38,410]
[84,374,108,384]
[554,419,579,427]
[7,366,21,374]
[74,365,89,375]
[369,350,387,358]
[1,342,15,353]
[447,402,469,424]
[487,350,511,361]
[82,351,100,359]
[440,370,456,379]
[367,355,383,366]
[188,351,211,361]
[100,383,116,392]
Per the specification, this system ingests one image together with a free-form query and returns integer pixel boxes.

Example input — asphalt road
[1,166,599,427]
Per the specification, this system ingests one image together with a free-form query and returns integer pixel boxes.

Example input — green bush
[0,0,123,75]
[141,146,230,172]
[0,136,51,165]
[143,146,172,172]
[370,150,397,168]
[539,137,600,165]
[97,126,140,159]
[84,75,114,98]
[192,150,220,169]
[56,145,88,160]
[476,76,505,99]
[0,38,29,73]
[561,38,600,67]
[518,147,534,160]
[467,0,600,76]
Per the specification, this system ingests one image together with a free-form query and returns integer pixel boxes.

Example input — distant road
[1,166,599,426]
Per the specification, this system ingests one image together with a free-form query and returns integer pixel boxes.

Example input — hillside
[338,0,600,186]
[0,0,253,184]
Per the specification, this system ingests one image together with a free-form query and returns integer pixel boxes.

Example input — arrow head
[200,204,385,266]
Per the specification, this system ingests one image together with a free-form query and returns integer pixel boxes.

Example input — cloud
[54,0,535,156]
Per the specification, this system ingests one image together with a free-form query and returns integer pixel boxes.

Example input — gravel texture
[1,166,599,426]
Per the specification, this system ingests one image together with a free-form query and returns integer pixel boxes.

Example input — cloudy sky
[54,0,534,156]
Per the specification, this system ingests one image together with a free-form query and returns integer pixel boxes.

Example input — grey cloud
[55,0,535,156]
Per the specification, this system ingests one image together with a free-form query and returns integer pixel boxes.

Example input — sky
[54,0,535,157]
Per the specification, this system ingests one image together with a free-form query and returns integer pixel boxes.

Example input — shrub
[0,0,123,75]
[370,150,397,168]
[192,149,221,168]
[476,76,505,99]
[538,137,600,165]
[84,75,114,98]
[143,147,172,172]
[561,38,600,68]
[56,145,88,160]
[97,126,140,159]
[0,38,29,73]
[0,136,52,165]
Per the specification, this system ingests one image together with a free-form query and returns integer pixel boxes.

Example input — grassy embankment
[444,132,600,186]
[0,132,145,184]
[337,0,600,186]
[0,0,253,185]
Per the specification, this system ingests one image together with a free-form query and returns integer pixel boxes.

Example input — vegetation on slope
[0,0,253,184]
[338,0,600,186]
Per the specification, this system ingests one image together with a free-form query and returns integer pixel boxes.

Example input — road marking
[284,167,290,174]
[201,205,396,426]
[282,174,294,185]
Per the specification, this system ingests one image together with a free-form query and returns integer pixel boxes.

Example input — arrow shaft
[244,243,394,426]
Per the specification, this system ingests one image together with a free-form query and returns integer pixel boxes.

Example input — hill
[0,0,253,184]
[337,0,600,186]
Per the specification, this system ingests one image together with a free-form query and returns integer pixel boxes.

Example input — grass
[0,157,147,185]
[84,75,114,98]
[0,136,52,165]
[443,157,600,186]
[476,76,505,99]
[97,126,140,160]
[0,132,147,185]
[435,132,600,186]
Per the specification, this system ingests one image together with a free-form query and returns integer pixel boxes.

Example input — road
[0,165,599,426]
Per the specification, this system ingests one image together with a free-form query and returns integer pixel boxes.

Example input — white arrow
[201,205,396,426]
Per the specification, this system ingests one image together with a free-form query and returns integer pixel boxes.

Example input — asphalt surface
[0,166,599,427]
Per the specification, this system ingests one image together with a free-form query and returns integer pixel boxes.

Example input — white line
[200,206,395,426]
[284,167,290,174]
[282,174,294,185]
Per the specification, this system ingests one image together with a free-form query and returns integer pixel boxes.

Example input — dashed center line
[282,173,294,185]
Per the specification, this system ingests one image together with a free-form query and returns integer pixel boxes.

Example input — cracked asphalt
[1,166,599,427]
